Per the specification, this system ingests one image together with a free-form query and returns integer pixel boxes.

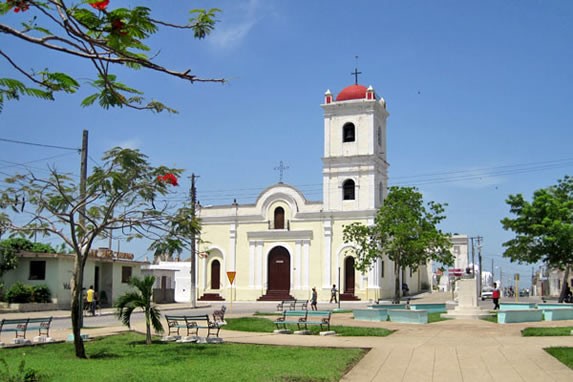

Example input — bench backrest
[283,310,307,318]
[27,317,52,324]
[306,311,330,319]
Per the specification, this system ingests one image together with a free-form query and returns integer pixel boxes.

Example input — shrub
[32,285,52,303]
[6,282,34,303]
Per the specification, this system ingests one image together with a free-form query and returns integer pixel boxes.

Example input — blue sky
[2,0,573,287]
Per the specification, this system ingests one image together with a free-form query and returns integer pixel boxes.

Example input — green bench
[165,314,222,338]
[273,310,331,332]
[289,299,309,311]
[304,311,331,331]
[273,310,308,330]
[0,317,52,340]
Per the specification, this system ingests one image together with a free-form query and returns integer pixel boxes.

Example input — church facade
[196,81,431,302]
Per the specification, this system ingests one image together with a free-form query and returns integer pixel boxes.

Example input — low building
[2,248,147,308]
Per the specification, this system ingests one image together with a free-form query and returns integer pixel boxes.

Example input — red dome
[336,84,368,101]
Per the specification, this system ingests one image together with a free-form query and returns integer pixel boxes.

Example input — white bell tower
[321,82,389,212]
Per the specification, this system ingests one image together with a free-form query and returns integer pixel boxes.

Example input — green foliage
[0,238,55,277]
[0,358,45,382]
[501,176,573,269]
[31,284,52,303]
[1,1,224,113]
[115,275,163,345]
[5,282,33,303]
[343,186,453,300]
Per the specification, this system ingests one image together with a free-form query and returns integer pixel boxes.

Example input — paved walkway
[2,293,573,381]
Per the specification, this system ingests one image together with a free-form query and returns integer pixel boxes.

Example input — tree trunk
[71,253,87,358]
[145,311,152,345]
[558,267,570,303]
[393,262,401,303]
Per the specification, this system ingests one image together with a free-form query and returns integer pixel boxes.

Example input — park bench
[0,317,52,340]
[165,314,222,338]
[497,309,543,324]
[288,299,309,311]
[276,300,294,311]
[387,309,428,324]
[273,310,308,331]
[301,311,331,331]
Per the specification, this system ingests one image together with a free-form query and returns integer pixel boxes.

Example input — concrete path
[2,293,573,381]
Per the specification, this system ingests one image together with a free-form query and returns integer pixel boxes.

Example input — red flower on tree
[7,0,30,12]
[157,173,178,187]
[89,0,109,10]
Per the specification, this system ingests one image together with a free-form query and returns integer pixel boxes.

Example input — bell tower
[321,82,389,212]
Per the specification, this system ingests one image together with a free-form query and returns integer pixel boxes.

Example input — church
[195,79,431,302]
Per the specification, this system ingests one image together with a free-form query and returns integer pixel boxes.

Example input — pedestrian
[492,282,500,310]
[310,287,317,311]
[329,284,337,303]
[86,285,96,316]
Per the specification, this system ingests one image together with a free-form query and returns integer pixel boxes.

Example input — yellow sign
[227,271,236,285]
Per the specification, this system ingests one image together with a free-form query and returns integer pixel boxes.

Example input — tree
[0,237,56,278]
[343,186,453,302]
[0,147,199,358]
[115,275,163,345]
[0,1,224,113]
[501,176,573,302]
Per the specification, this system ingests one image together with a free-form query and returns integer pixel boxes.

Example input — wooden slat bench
[273,310,308,331]
[165,314,222,338]
[0,317,52,340]
[302,311,331,331]
[276,300,294,311]
[289,299,309,311]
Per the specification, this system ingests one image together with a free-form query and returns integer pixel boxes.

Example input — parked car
[481,286,494,300]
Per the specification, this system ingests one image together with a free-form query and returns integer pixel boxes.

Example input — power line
[0,137,80,152]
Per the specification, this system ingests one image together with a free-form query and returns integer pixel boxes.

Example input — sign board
[449,268,463,277]
[227,271,237,285]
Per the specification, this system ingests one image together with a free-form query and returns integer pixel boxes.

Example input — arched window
[343,123,355,142]
[274,206,285,229]
[343,179,355,200]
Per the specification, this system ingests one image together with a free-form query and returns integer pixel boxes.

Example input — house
[2,247,147,308]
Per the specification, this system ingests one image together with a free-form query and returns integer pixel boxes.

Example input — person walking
[492,283,501,310]
[310,287,318,311]
[329,284,337,303]
[86,285,97,316]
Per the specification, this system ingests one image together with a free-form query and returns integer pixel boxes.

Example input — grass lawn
[545,347,573,370]
[226,317,394,336]
[0,332,365,382]
[521,326,573,336]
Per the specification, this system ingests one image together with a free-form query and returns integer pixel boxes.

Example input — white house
[2,248,147,308]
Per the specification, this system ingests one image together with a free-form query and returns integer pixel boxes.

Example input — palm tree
[115,275,163,345]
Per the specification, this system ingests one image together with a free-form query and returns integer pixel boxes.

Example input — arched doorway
[258,246,294,301]
[210,260,221,290]
[344,256,355,295]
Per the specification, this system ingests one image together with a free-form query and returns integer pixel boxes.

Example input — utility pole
[477,236,483,294]
[470,237,475,277]
[190,174,197,308]
[78,130,88,329]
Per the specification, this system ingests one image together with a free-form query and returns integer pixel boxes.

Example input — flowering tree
[343,186,453,302]
[0,0,224,112]
[0,147,199,358]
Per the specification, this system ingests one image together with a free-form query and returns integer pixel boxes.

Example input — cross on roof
[274,161,289,183]
[351,67,362,85]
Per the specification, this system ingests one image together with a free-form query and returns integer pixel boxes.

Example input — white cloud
[209,0,267,49]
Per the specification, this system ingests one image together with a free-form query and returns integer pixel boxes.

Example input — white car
[481,287,494,300]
